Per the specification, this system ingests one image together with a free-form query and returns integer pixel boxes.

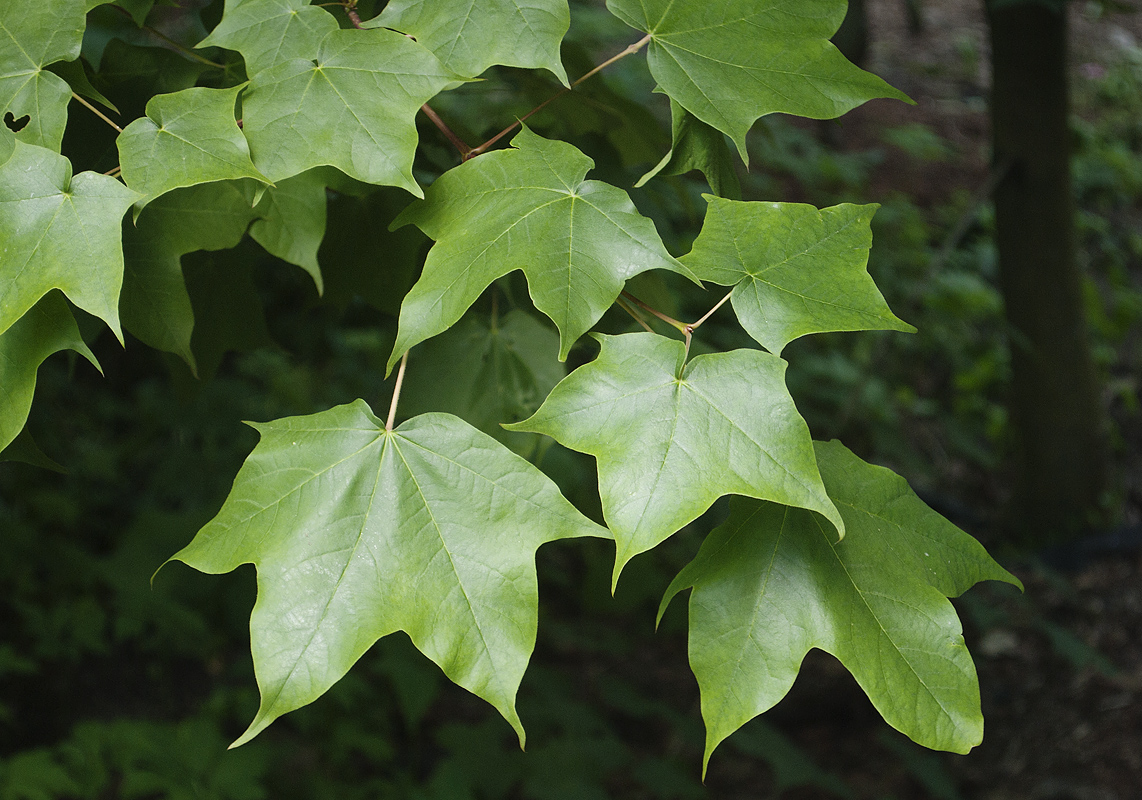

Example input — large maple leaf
[506,332,843,585]
[660,440,1022,773]
[388,127,693,371]
[168,402,610,747]
[605,0,910,160]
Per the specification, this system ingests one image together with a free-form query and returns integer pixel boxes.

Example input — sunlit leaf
[507,332,843,585]
[660,440,1022,773]
[169,402,609,746]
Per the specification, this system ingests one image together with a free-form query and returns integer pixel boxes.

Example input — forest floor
[704,2,1142,798]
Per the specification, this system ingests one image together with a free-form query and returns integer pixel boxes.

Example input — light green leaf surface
[0,141,137,340]
[660,440,1022,773]
[637,98,740,200]
[605,0,909,160]
[117,85,269,211]
[681,197,915,355]
[170,402,609,747]
[506,332,842,585]
[397,309,564,456]
[389,128,692,370]
[368,0,569,83]
[0,0,85,150]
[120,181,260,371]
[249,169,326,293]
[0,125,13,165]
[197,0,338,77]
[0,291,100,452]
[241,28,455,190]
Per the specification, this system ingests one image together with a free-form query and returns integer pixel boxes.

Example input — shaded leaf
[605,0,909,160]
[249,169,326,293]
[368,0,569,83]
[241,28,456,190]
[0,427,67,472]
[660,440,1022,773]
[0,0,85,150]
[169,402,609,746]
[397,309,564,456]
[120,181,260,371]
[506,332,842,585]
[117,84,269,211]
[681,197,915,355]
[637,98,740,200]
[0,291,101,452]
[197,0,338,77]
[0,141,136,339]
[389,127,693,370]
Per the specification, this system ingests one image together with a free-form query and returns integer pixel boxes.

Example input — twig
[620,290,687,333]
[421,103,472,158]
[386,351,409,431]
[616,295,656,334]
[467,33,653,158]
[72,93,122,133]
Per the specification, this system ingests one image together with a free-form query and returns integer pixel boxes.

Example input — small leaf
[169,402,609,747]
[0,291,101,452]
[197,0,338,77]
[241,28,456,190]
[0,0,85,150]
[249,169,326,293]
[660,440,1022,774]
[637,98,740,200]
[389,127,693,370]
[0,427,66,472]
[117,84,269,211]
[0,140,137,340]
[605,0,910,160]
[681,197,915,355]
[367,0,569,83]
[507,332,842,586]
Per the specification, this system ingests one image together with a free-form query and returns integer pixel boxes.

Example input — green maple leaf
[169,402,608,747]
[660,440,1022,774]
[0,0,85,150]
[605,0,910,160]
[388,128,693,371]
[366,0,569,83]
[249,169,326,293]
[506,332,843,585]
[117,84,269,211]
[0,291,101,452]
[121,181,261,371]
[0,140,137,340]
[637,98,740,200]
[197,0,338,77]
[241,28,456,191]
[396,309,564,456]
[680,197,915,355]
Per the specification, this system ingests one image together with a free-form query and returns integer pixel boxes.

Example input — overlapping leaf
[197,0,337,77]
[0,291,101,452]
[680,198,914,355]
[169,402,609,746]
[506,332,843,585]
[660,440,1022,773]
[120,181,260,370]
[249,169,326,292]
[117,85,269,211]
[0,0,85,150]
[389,128,693,370]
[241,28,455,190]
[605,0,909,160]
[0,140,137,339]
[637,98,740,200]
[367,0,569,83]
[396,309,564,456]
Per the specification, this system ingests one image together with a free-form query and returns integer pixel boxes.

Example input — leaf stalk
[386,351,409,432]
[72,93,122,133]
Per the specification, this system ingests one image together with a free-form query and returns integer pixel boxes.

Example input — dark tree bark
[985,0,1107,540]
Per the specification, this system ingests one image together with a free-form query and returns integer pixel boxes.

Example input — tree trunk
[985,1,1106,540]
